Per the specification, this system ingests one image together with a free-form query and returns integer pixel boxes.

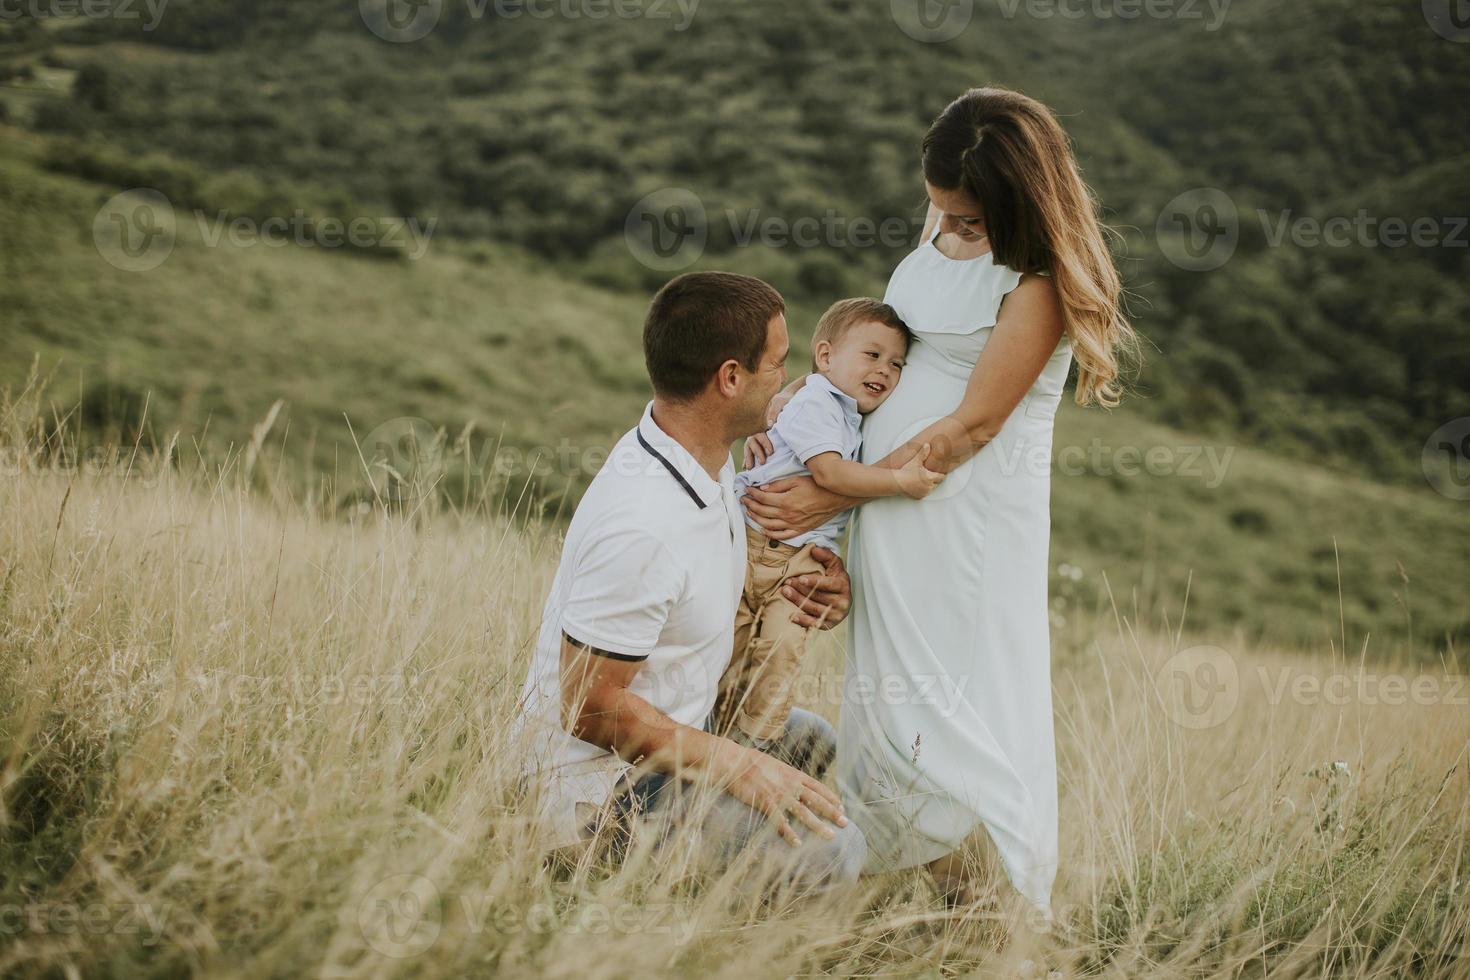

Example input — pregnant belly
[860,359,967,464]
[861,356,1056,512]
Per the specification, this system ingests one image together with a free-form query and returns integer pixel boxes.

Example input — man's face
[733,313,789,438]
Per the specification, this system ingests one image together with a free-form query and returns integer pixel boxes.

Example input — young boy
[713,298,945,747]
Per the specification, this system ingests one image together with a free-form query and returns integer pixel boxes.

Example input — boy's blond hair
[811,298,911,370]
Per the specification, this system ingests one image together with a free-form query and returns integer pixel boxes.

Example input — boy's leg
[713,554,761,737]
[727,542,828,742]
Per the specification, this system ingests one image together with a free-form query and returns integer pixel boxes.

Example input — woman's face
[926,181,988,243]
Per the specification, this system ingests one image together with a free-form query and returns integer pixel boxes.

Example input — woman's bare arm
[866,273,1064,473]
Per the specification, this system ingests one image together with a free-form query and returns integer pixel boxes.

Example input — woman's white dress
[836,224,1071,911]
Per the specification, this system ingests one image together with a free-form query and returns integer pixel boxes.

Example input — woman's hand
[894,443,947,499]
[740,476,848,539]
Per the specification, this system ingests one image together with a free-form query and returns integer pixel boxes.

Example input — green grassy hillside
[2,128,1465,660]
[3,0,1462,484]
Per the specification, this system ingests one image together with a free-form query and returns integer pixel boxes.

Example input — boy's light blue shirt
[735,373,863,550]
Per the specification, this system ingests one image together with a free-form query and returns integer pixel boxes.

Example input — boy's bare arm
[805,447,945,500]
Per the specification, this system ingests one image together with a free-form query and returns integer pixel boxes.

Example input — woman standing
[742,87,1136,914]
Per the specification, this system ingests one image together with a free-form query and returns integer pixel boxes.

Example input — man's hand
[741,476,851,539]
[895,443,946,500]
[782,545,851,630]
[563,635,848,848]
[725,744,848,847]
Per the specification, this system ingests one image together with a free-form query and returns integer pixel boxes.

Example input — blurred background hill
[1,0,1466,658]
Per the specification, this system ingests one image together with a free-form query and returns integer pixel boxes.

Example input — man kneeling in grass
[512,272,866,894]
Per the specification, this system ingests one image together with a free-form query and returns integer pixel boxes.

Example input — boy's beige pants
[713,526,828,743]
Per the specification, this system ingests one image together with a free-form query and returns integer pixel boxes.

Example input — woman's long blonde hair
[922,87,1138,406]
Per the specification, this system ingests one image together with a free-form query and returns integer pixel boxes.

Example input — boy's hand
[743,432,775,469]
[765,391,794,428]
[896,443,946,500]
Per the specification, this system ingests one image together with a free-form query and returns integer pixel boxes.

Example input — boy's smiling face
[815,320,909,414]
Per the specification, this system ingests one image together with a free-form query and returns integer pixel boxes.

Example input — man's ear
[813,341,833,372]
[714,358,743,398]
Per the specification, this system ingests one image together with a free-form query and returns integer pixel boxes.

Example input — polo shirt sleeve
[772,387,846,464]
[559,527,683,661]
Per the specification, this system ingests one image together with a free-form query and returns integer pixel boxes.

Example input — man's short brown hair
[811,298,910,369]
[643,272,786,401]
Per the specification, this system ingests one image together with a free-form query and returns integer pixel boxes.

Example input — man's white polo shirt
[514,402,746,848]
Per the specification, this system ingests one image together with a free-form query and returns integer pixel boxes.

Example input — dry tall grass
[1,393,1466,979]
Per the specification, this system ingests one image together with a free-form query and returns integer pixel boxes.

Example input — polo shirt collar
[636,402,730,509]
[805,373,863,429]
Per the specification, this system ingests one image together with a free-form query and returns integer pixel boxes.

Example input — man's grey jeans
[585,708,867,896]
